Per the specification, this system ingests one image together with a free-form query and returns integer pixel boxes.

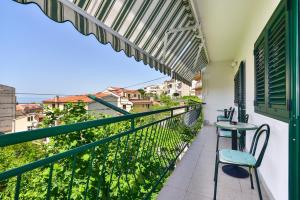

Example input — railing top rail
[0,104,200,148]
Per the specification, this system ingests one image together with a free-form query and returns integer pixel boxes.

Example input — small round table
[215,121,258,178]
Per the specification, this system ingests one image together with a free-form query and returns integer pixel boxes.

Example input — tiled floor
[157,126,270,200]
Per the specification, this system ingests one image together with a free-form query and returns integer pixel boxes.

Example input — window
[27,126,34,131]
[234,70,241,105]
[235,62,246,122]
[134,94,137,97]
[127,94,130,98]
[28,116,34,122]
[254,1,289,122]
[52,103,55,108]
[123,105,126,109]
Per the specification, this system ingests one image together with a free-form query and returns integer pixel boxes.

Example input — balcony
[158,126,270,200]
[1,0,298,199]
[0,105,203,199]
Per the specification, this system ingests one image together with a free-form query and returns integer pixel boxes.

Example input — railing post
[131,118,135,130]
[186,106,190,112]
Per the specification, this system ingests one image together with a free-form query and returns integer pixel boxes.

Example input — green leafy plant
[0,102,203,200]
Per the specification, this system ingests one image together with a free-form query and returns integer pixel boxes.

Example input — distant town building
[144,85,164,96]
[130,99,153,112]
[144,78,202,99]
[43,92,132,117]
[164,79,191,97]
[43,86,153,116]
[0,84,16,133]
[105,87,153,111]
[193,73,202,98]
[107,87,142,100]
[14,104,43,132]
[162,79,192,98]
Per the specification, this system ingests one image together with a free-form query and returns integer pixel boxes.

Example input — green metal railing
[0,105,202,200]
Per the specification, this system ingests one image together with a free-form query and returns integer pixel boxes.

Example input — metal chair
[217,107,232,121]
[216,108,235,135]
[213,124,270,200]
[217,107,235,122]
[216,114,249,151]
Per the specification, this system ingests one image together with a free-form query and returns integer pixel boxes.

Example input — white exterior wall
[234,1,288,200]
[14,114,38,132]
[88,95,132,116]
[201,61,235,124]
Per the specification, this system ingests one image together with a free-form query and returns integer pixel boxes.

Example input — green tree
[137,89,146,98]
[182,95,202,105]
[159,94,179,108]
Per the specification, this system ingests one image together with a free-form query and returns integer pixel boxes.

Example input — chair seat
[219,149,256,166]
[217,116,229,121]
[219,130,241,138]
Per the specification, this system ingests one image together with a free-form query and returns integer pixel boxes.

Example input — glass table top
[215,121,258,131]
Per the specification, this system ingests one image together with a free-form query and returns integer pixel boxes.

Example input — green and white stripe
[14,0,209,85]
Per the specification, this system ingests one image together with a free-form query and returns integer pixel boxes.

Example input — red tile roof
[16,104,42,111]
[107,87,140,96]
[43,92,109,103]
[43,87,139,104]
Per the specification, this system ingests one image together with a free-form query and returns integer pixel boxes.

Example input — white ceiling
[193,0,257,62]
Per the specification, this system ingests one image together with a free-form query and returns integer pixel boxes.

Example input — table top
[215,121,258,131]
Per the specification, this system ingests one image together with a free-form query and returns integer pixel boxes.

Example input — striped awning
[14,0,209,85]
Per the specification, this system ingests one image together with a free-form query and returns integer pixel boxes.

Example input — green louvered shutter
[254,33,266,113]
[253,0,289,122]
[267,2,289,121]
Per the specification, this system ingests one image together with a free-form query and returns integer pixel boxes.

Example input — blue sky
[0,1,169,102]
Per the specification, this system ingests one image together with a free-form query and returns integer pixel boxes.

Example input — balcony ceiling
[193,0,257,62]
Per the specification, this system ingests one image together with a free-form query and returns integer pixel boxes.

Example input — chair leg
[254,168,263,200]
[249,167,254,189]
[214,153,218,181]
[216,135,220,152]
[213,160,219,200]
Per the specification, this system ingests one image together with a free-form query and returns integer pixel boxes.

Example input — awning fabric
[14,0,209,85]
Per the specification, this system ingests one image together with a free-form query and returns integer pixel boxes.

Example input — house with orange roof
[105,87,142,100]
[105,87,155,112]
[43,87,154,115]
[43,89,133,116]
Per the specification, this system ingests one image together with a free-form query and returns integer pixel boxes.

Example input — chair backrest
[249,124,270,167]
[245,114,249,123]
[228,108,235,122]
[224,107,232,118]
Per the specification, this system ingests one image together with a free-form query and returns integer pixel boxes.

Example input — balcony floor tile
[157,126,271,200]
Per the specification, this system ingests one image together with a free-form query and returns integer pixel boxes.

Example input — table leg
[231,129,237,150]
